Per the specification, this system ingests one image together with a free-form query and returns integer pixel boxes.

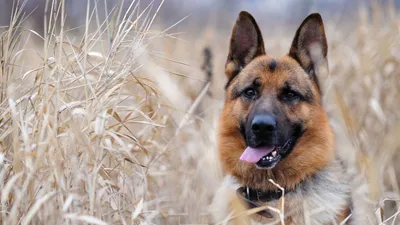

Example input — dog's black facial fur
[269,59,277,72]
[239,99,305,164]
[239,119,247,145]
[278,123,303,158]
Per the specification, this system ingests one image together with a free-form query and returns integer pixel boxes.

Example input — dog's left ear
[289,13,327,90]
[226,11,265,80]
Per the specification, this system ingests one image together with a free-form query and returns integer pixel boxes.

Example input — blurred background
[0,0,397,28]
[0,0,399,224]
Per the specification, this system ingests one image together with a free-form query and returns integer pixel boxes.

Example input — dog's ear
[289,13,327,91]
[226,11,265,81]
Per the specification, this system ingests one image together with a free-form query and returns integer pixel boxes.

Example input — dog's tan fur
[213,11,352,224]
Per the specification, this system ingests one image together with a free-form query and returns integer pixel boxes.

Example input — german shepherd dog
[214,12,352,224]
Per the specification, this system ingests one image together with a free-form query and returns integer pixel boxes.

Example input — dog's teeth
[272,151,277,157]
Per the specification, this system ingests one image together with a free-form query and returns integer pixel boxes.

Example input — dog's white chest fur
[211,160,351,225]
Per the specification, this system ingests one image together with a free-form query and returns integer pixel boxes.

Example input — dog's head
[218,12,335,190]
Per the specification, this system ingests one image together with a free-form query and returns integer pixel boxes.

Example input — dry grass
[0,0,399,224]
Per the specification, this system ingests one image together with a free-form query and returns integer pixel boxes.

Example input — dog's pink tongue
[240,147,274,163]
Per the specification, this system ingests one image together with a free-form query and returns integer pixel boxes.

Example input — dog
[213,11,352,224]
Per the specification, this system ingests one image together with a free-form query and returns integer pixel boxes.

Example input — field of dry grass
[0,0,400,224]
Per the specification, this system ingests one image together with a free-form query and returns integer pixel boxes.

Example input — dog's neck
[221,158,351,224]
[236,185,292,218]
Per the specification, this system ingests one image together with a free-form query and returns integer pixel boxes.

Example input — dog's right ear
[226,11,265,82]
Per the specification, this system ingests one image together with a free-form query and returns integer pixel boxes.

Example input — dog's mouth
[240,138,295,169]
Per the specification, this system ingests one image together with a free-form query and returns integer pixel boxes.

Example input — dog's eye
[283,91,299,102]
[243,88,257,98]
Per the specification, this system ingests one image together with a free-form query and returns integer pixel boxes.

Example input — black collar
[236,186,291,218]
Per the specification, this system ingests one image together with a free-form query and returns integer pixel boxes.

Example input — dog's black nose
[251,114,276,134]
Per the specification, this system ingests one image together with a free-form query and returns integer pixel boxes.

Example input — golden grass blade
[64,214,109,225]
[21,191,57,225]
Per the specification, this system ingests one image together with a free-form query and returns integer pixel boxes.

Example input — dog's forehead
[238,55,310,87]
